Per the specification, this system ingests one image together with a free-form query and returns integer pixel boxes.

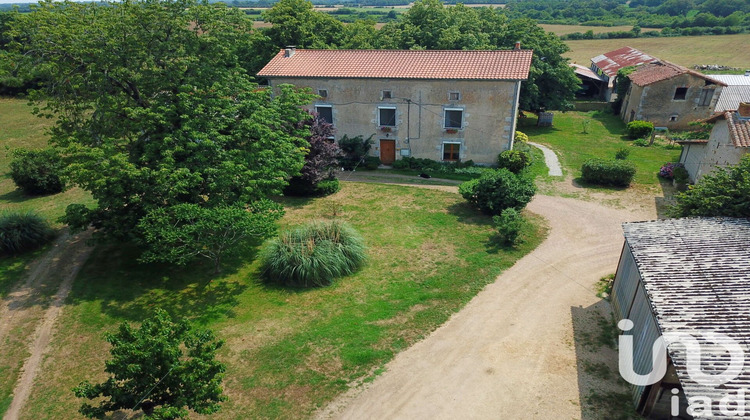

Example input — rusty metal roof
[591,46,655,78]
[257,49,533,80]
[628,60,727,87]
[570,63,605,81]
[623,217,750,417]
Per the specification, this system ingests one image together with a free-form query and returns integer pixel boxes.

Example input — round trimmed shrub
[0,211,54,255]
[581,159,636,187]
[626,120,654,139]
[459,169,536,215]
[315,179,340,196]
[10,148,66,195]
[260,220,366,287]
[497,150,531,173]
[615,148,630,160]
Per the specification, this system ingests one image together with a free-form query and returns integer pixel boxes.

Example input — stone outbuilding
[619,60,726,129]
[678,103,750,182]
[257,48,532,165]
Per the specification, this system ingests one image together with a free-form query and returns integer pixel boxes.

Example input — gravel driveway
[318,193,655,419]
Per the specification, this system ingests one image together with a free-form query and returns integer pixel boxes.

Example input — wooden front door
[380,139,395,165]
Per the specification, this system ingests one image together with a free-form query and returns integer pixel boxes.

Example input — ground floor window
[443,142,460,161]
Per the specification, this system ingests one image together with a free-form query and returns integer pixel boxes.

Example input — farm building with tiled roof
[258,48,533,165]
[678,104,750,181]
[619,60,726,129]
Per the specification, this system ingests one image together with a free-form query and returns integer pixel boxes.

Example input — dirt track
[2,230,92,420]
[317,193,655,419]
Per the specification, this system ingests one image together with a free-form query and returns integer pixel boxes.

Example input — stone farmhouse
[619,60,726,129]
[257,47,532,165]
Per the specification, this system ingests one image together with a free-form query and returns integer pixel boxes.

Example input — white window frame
[442,142,461,162]
[378,106,397,127]
[444,107,464,129]
[448,91,461,101]
[315,104,333,126]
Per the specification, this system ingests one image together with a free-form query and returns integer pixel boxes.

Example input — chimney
[739,102,750,118]
[284,46,296,58]
[514,41,521,50]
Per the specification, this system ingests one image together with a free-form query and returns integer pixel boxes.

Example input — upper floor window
[318,89,328,98]
[381,90,392,100]
[449,91,461,101]
[315,105,333,125]
[379,107,396,127]
[673,87,688,101]
[699,88,715,106]
[444,108,463,129]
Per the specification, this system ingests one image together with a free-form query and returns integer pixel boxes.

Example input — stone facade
[266,77,521,165]
[679,118,749,182]
[620,73,722,129]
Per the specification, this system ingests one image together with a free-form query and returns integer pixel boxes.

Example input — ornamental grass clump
[260,220,366,287]
[0,211,54,255]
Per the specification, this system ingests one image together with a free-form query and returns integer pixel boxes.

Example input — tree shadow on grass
[67,241,255,326]
[445,202,494,227]
[590,110,628,137]
[0,188,36,204]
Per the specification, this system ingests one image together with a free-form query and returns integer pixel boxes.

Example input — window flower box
[444,128,458,134]
[380,126,392,132]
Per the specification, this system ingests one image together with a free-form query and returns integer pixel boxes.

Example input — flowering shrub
[659,162,685,179]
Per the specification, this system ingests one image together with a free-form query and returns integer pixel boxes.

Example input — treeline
[504,0,750,31]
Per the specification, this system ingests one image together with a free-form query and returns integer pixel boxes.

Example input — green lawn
[519,111,682,186]
[0,98,95,225]
[20,181,547,420]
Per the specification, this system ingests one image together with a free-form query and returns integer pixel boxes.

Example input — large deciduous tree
[378,0,579,111]
[73,309,226,419]
[6,0,315,250]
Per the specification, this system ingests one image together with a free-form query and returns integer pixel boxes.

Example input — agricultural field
[564,33,750,69]
[540,24,659,36]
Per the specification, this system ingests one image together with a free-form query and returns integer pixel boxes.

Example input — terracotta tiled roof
[590,46,654,78]
[628,60,727,87]
[705,110,750,147]
[257,49,533,80]
[726,111,750,147]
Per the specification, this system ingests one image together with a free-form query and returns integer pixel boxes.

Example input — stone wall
[267,77,521,165]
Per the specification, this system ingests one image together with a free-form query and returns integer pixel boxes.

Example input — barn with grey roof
[611,217,750,419]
